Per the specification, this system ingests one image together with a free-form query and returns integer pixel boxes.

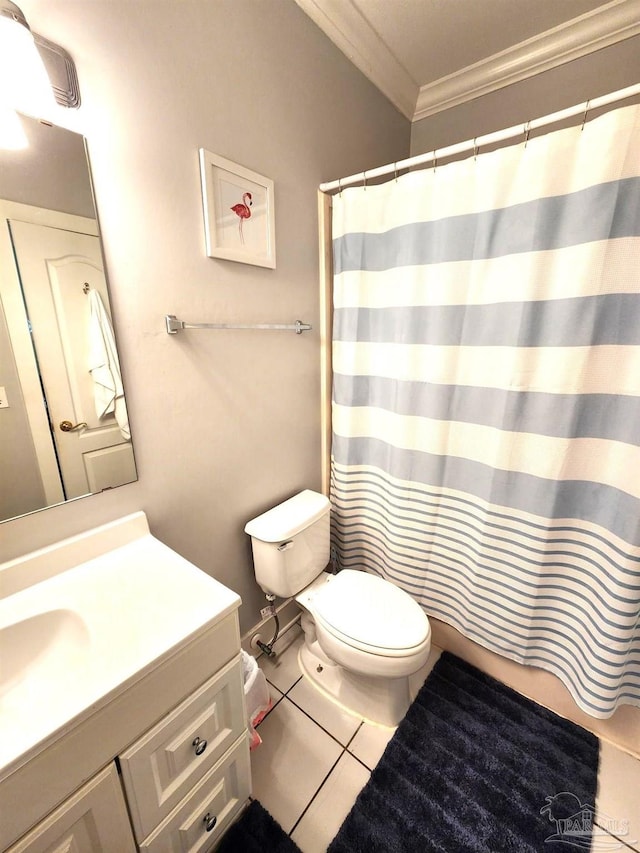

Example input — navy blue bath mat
[329,652,599,853]
[217,799,301,852]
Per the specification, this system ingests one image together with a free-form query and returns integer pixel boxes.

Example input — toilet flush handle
[277,541,294,552]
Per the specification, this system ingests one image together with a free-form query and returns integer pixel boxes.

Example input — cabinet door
[7,764,136,853]
[120,656,245,840]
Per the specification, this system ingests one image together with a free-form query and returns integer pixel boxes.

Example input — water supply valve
[254,593,279,657]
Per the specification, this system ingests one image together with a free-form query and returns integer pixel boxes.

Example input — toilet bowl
[296,570,431,726]
[297,570,431,678]
[245,490,432,726]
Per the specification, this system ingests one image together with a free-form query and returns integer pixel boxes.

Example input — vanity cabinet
[0,513,252,853]
[4,628,250,853]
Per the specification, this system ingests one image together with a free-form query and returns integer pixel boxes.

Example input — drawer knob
[203,812,217,832]
[192,736,208,756]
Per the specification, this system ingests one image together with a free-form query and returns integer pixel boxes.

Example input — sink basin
[0,609,90,700]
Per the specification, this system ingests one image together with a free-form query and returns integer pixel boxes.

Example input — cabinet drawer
[139,735,251,853]
[120,656,245,840]
[7,764,135,853]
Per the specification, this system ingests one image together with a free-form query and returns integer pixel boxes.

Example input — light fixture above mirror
[0,1,80,117]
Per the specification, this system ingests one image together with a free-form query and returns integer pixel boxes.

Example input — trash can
[241,650,271,749]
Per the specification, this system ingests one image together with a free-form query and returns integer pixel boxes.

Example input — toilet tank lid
[244,490,330,542]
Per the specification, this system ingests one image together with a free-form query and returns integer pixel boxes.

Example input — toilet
[245,489,431,726]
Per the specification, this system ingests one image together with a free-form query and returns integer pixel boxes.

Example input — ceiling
[294,0,640,120]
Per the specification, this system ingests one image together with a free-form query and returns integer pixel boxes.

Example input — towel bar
[165,315,312,335]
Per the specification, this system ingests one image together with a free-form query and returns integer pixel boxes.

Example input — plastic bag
[241,650,272,749]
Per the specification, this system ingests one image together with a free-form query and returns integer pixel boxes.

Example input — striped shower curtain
[330,103,640,719]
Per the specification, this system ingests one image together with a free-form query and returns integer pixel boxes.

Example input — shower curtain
[330,103,640,719]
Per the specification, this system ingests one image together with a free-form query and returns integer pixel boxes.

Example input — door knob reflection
[59,420,88,432]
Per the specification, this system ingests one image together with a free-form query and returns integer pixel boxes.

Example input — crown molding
[413,0,640,121]
[294,0,418,120]
[296,0,640,124]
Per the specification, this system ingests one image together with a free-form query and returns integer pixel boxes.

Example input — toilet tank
[244,490,331,598]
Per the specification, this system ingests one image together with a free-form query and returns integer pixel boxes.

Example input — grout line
[260,654,389,767]
[254,689,284,726]
[593,821,640,852]
[285,691,362,750]
[254,690,366,834]
[284,673,304,695]
[287,748,347,838]
[261,680,373,768]
[262,671,303,699]
[345,746,374,773]
[345,720,364,749]
[342,720,377,772]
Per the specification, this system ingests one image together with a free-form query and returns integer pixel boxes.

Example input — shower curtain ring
[363,170,367,191]
[524,121,531,148]
[338,177,342,197]
[581,99,591,131]
[394,163,398,182]
[433,150,437,173]
[473,138,479,161]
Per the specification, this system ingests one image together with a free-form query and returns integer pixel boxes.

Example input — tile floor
[249,623,640,853]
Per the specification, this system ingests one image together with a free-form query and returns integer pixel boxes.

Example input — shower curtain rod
[319,82,640,193]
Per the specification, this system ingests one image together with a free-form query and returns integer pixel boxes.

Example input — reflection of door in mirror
[0,116,137,524]
[0,202,136,519]
[10,214,136,500]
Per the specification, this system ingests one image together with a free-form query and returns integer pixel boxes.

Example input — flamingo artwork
[230,192,253,244]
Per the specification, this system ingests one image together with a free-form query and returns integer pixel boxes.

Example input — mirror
[0,115,137,523]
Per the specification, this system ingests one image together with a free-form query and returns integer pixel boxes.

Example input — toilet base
[298,640,411,728]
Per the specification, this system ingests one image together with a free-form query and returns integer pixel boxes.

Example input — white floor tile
[596,741,640,851]
[258,630,304,694]
[250,697,343,833]
[288,677,362,746]
[348,720,396,770]
[291,752,370,853]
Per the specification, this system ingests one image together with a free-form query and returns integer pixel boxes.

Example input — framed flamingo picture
[198,149,276,269]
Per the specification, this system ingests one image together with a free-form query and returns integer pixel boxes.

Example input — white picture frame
[198,149,276,269]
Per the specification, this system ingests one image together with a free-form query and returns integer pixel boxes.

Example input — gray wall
[0,0,410,634]
[411,35,640,155]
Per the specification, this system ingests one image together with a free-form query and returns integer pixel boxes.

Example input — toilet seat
[312,570,430,658]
